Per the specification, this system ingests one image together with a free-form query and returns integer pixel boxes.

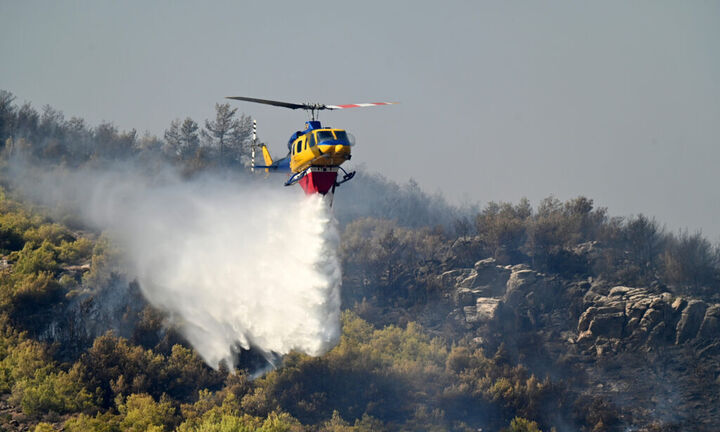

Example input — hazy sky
[2,1,719,239]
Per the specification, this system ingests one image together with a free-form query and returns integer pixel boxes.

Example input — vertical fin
[260,145,273,173]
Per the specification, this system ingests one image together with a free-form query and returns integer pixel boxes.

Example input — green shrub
[10,271,63,307]
[57,237,93,264]
[23,223,71,246]
[10,363,96,417]
[0,338,52,392]
[11,241,58,274]
[503,417,543,432]
[117,393,177,432]
[33,423,56,432]
[63,412,121,432]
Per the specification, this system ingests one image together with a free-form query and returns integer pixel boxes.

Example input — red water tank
[298,167,338,195]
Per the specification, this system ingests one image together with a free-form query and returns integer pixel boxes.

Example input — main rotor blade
[226,96,309,110]
[325,102,398,110]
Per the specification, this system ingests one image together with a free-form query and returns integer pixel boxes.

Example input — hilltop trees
[164,118,200,161]
[0,90,252,171]
[340,193,720,305]
[663,230,719,295]
[0,90,16,141]
[202,103,252,167]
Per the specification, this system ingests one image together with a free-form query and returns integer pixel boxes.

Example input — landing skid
[284,169,307,187]
[335,167,355,187]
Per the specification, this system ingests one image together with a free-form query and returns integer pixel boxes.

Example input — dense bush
[342,198,720,308]
[10,364,95,416]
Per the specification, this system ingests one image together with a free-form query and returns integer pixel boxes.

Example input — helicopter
[226,96,396,197]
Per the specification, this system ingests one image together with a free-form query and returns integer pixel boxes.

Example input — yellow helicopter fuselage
[288,128,352,173]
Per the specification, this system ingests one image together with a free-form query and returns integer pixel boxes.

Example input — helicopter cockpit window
[308,133,316,147]
[334,131,350,145]
[296,140,302,154]
[316,130,335,144]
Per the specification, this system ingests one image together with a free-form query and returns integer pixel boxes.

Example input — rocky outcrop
[442,257,720,430]
[441,258,512,326]
[446,259,564,331]
[443,257,510,297]
[464,298,502,324]
[446,259,720,352]
[698,305,720,340]
[575,286,719,350]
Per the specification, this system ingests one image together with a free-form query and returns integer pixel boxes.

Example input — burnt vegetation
[0,91,717,431]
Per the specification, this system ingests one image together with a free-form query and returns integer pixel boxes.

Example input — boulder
[625,298,651,320]
[463,305,480,324]
[698,305,720,340]
[671,297,687,314]
[647,322,667,346]
[475,297,502,322]
[588,312,625,338]
[473,258,511,295]
[625,317,641,334]
[504,269,539,308]
[609,286,632,297]
[675,300,708,344]
[449,259,512,298]
[639,307,663,332]
[507,269,536,289]
[462,297,502,325]
[578,307,598,332]
[438,269,473,288]
[454,288,476,307]
[576,329,594,343]
[473,257,497,271]
[583,288,605,306]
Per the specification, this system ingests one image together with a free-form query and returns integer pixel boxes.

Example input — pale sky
[2,1,719,239]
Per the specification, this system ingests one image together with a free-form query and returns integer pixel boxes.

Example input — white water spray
[19,166,342,369]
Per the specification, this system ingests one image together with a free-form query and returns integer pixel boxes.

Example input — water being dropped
[24,166,343,369]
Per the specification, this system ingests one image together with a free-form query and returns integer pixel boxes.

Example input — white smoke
[16,165,342,369]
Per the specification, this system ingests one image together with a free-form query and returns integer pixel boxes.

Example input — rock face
[676,300,709,344]
[577,286,718,350]
[465,298,502,324]
[699,305,720,339]
[441,258,511,326]
[445,260,561,333]
[443,258,720,429]
[446,260,719,350]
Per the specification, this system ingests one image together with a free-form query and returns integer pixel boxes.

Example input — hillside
[0,92,719,431]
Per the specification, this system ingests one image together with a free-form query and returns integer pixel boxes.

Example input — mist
[10,163,342,369]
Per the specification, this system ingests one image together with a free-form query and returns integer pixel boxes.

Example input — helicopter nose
[318,144,335,154]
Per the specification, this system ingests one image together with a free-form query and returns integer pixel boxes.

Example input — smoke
[11,163,342,369]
